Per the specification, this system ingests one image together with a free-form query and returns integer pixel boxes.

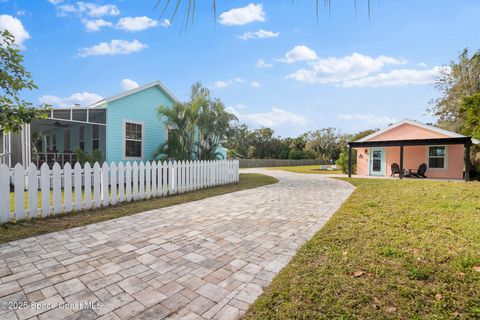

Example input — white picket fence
[0,160,239,224]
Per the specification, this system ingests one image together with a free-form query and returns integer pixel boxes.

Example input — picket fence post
[0,164,10,223]
[151,161,157,198]
[139,162,145,199]
[93,162,101,208]
[118,162,125,203]
[40,163,50,216]
[52,163,62,214]
[64,163,73,213]
[111,162,117,205]
[126,162,132,202]
[133,162,139,200]
[28,163,38,218]
[84,162,92,209]
[146,161,151,199]
[74,163,82,211]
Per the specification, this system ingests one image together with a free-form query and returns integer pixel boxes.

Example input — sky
[1,0,479,137]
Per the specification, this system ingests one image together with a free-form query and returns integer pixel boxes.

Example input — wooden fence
[0,160,239,224]
[239,159,331,168]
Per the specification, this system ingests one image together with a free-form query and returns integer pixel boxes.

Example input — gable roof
[356,119,479,144]
[89,80,180,108]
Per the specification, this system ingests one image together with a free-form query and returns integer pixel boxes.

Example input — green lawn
[245,178,480,319]
[268,165,342,175]
[1,173,278,244]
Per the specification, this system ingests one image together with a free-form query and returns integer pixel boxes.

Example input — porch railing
[32,152,77,169]
[0,152,11,167]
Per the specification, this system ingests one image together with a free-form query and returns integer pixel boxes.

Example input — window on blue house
[124,122,142,158]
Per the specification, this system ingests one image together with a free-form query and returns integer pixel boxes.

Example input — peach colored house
[348,120,478,181]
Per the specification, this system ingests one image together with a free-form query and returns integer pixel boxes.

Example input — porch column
[348,145,352,178]
[465,142,471,181]
[399,144,404,179]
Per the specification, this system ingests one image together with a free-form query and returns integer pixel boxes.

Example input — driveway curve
[0,169,353,320]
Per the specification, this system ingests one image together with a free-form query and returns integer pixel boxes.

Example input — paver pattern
[0,169,353,320]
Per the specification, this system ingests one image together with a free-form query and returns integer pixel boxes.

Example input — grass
[245,178,480,319]
[268,165,342,175]
[1,173,278,244]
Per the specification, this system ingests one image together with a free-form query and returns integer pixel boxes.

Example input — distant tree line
[224,125,376,164]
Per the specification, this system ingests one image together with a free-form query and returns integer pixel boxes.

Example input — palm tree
[155,82,237,161]
[154,1,371,26]
[196,98,238,160]
[155,102,191,160]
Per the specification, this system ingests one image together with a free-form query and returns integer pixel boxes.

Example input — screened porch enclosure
[6,107,107,169]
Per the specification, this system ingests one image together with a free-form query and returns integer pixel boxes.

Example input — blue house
[0,81,227,168]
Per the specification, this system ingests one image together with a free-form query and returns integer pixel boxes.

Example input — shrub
[336,150,356,174]
[288,149,304,159]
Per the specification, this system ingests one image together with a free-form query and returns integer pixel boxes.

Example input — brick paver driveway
[0,169,353,320]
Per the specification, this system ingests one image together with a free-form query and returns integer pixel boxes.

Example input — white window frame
[123,120,144,160]
[426,145,448,170]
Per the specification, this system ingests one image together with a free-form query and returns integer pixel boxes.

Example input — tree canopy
[0,30,48,132]
[430,48,480,132]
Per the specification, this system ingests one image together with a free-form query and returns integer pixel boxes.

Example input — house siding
[105,86,174,164]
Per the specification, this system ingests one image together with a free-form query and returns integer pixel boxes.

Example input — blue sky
[1,0,479,137]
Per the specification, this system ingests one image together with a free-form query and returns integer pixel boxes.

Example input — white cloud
[120,78,140,91]
[47,0,63,4]
[57,2,120,17]
[16,10,27,16]
[279,45,318,63]
[210,78,246,89]
[337,114,396,127]
[342,66,444,87]
[39,92,102,108]
[228,106,308,128]
[78,39,147,57]
[116,16,158,32]
[251,81,261,88]
[287,52,407,84]
[160,19,170,28]
[238,29,279,40]
[255,58,273,68]
[82,19,112,32]
[0,15,30,48]
[219,3,265,26]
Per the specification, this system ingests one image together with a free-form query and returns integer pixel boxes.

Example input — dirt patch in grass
[0,173,278,244]
[245,178,480,319]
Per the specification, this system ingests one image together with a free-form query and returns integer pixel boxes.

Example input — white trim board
[89,80,180,108]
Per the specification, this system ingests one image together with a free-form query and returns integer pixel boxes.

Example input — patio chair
[391,163,401,176]
[404,163,427,178]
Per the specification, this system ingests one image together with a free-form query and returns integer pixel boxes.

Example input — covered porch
[1,107,107,169]
[347,137,474,181]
